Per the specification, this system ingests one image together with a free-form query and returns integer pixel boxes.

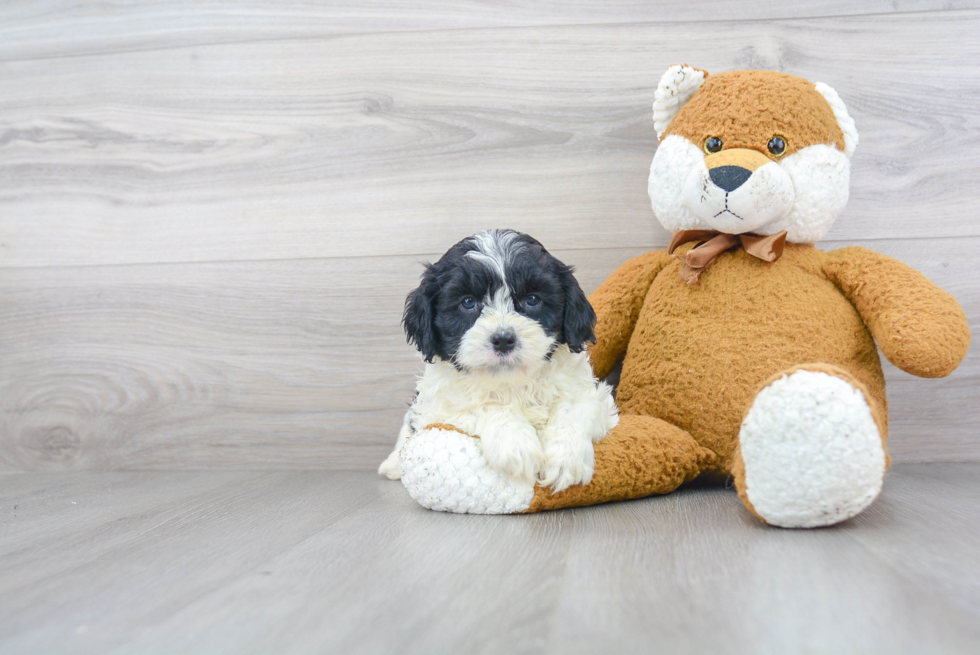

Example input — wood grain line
[2,11,979,267]
[3,2,978,61]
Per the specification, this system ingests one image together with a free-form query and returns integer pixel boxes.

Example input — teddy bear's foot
[398,416,715,514]
[398,426,536,514]
[527,415,716,512]
[734,365,888,528]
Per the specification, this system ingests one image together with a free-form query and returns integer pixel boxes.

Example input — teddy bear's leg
[732,364,888,528]
[398,417,715,514]
[398,424,538,514]
[524,414,717,512]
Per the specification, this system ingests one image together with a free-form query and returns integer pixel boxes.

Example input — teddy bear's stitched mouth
[714,192,744,221]
[714,209,744,221]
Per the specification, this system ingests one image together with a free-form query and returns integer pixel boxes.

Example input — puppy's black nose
[709,165,752,192]
[491,329,517,354]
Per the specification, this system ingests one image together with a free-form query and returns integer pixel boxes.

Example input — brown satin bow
[668,229,788,284]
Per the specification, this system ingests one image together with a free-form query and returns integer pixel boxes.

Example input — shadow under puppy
[379,229,618,493]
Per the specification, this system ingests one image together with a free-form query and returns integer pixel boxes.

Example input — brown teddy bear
[396,66,970,527]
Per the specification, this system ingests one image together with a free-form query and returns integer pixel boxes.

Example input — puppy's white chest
[484,386,555,429]
[413,356,578,436]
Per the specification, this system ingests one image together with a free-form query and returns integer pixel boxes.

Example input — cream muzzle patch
[682,148,795,234]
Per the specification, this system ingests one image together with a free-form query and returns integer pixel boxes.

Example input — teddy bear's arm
[823,246,971,378]
[588,249,673,379]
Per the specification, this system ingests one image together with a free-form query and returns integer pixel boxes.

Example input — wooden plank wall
[1,2,978,470]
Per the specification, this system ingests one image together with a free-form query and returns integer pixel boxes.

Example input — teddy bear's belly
[615,249,886,472]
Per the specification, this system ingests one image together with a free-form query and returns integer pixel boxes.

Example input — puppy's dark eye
[704,136,723,154]
[460,297,478,312]
[768,136,787,157]
[524,294,541,309]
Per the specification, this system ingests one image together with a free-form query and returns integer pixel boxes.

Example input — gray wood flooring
[2,463,979,654]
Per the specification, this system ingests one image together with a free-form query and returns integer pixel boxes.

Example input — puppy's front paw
[480,424,543,484]
[378,450,401,480]
[538,429,595,493]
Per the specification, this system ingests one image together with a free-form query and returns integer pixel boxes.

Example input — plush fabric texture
[589,242,968,474]
[398,417,714,514]
[731,363,889,527]
[813,82,859,156]
[525,415,715,512]
[399,427,536,514]
[648,70,856,244]
[593,243,894,472]
[763,143,851,243]
[823,247,972,378]
[588,249,673,380]
[663,69,845,157]
[653,64,708,138]
[647,135,707,232]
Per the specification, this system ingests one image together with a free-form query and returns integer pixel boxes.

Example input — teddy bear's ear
[814,82,859,157]
[653,64,708,139]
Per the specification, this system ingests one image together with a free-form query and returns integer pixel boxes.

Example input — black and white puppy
[378,229,619,492]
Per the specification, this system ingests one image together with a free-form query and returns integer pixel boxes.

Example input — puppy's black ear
[559,264,596,353]
[403,265,439,363]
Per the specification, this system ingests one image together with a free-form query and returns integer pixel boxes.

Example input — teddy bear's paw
[739,369,886,528]
[398,427,535,514]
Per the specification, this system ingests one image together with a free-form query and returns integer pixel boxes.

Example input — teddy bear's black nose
[709,165,753,192]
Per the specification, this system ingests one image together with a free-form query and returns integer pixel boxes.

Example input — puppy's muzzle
[491,329,517,355]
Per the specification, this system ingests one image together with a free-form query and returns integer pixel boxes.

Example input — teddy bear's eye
[767,136,787,157]
[704,136,723,154]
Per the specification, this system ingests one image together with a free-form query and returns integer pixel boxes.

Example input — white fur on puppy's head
[649,68,858,244]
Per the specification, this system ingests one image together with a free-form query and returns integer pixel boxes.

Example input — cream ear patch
[653,65,707,139]
[814,82,859,156]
